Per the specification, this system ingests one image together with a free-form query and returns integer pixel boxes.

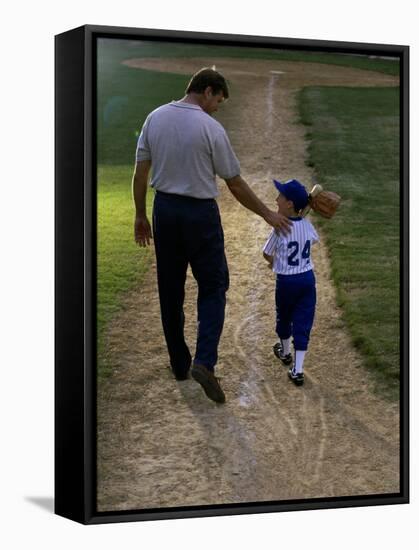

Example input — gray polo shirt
[136,101,240,199]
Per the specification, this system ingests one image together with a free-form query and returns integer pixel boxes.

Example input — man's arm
[132,160,152,247]
[225,175,291,233]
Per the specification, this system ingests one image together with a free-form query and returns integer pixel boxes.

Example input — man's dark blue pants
[152,191,229,378]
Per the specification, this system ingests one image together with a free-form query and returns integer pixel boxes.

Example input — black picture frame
[55,24,409,525]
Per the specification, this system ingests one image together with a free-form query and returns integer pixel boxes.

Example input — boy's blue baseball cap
[273,179,309,211]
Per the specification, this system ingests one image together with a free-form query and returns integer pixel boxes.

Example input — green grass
[97,67,188,165]
[97,165,154,376]
[298,86,400,398]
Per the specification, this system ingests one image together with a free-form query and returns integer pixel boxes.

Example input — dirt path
[97,58,399,511]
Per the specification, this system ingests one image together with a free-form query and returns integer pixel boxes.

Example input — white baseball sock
[281,338,291,355]
[294,350,306,374]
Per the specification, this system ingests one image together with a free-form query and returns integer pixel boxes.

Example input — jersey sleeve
[311,224,320,244]
[263,229,280,256]
[135,115,152,162]
[212,127,241,180]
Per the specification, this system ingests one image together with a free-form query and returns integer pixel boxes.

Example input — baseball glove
[301,184,341,219]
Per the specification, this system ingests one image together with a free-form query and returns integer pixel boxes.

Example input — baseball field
[96,40,400,510]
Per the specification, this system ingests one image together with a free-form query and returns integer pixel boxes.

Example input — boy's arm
[262,228,278,268]
[263,252,273,268]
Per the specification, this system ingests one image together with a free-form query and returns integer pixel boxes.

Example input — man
[133,67,290,404]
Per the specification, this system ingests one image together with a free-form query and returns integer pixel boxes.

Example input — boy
[263,179,319,386]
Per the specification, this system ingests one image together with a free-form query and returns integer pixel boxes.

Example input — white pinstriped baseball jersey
[263,217,319,275]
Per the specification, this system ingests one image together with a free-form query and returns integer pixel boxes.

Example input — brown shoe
[191,364,226,403]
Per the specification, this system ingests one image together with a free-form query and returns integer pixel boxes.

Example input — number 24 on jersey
[287,240,311,266]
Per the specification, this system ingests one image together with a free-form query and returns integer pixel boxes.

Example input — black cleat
[273,342,293,366]
[288,367,304,386]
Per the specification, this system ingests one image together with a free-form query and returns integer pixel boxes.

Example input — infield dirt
[97,58,399,511]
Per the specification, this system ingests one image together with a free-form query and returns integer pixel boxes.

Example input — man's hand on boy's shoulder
[264,210,292,234]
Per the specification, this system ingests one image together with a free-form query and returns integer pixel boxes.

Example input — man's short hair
[186,67,229,99]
